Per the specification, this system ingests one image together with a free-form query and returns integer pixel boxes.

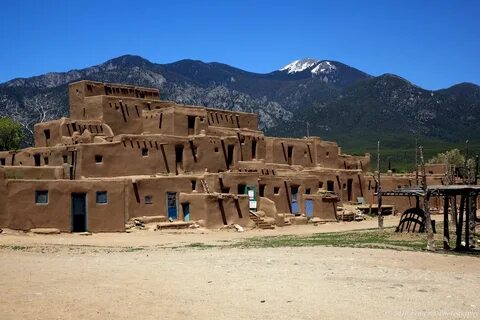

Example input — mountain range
[1,54,479,170]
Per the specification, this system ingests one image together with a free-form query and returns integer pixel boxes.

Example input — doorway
[182,203,190,222]
[71,193,87,232]
[166,192,178,220]
[305,199,314,219]
[291,186,299,214]
[347,179,353,202]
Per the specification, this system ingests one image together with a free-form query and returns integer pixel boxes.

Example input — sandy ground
[1,216,479,320]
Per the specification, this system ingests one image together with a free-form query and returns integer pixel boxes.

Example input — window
[0,158,5,165]
[34,154,41,167]
[214,147,219,152]
[96,191,108,204]
[62,155,68,164]
[318,181,324,189]
[191,180,197,191]
[144,195,153,204]
[273,187,280,195]
[327,180,334,192]
[305,188,311,194]
[326,152,330,158]
[44,157,49,165]
[142,148,149,157]
[44,129,50,140]
[251,139,257,159]
[259,184,266,197]
[35,190,48,204]
[95,155,103,163]
[237,184,246,194]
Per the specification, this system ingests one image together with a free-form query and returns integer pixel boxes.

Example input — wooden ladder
[200,179,211,194]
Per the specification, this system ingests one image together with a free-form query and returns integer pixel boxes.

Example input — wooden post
[443,195,450,249]
[456,195,465,250]
[466,193,473,249]
[377,141,383,229]
[420,146,435,251]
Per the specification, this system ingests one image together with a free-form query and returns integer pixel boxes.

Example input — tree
[428,148,464,167]
[0,117,25,151]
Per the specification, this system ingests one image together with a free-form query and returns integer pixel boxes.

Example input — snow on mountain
[311,61,336,74]
[280,58,337,76]
[280,58,320,74]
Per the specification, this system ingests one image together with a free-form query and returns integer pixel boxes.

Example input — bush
[0,117,25,151]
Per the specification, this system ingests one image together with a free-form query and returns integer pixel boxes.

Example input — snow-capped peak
[311,61,336,75]
[280,58,320,74]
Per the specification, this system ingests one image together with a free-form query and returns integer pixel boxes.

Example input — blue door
[166,192,178,220]
[182,203,190,222]
[305,199,314,219]
[291,186,299,214]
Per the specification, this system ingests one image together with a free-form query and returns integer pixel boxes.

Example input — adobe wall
[69,80,160,120]
[314,140,341,168]
[0,168,7,226]
[2,166,64,180]
[0,151,11,166]
[338,154,371,172]
[304,194,339,221]
[179,193,251,228]
[77,134,249,177]
[265,137,318,167]
[363,174,446,214]
[34,119,114,148]
[125,176,199,219]
[3,179,126,232]
[203,172,259,194]
[205,108,258,131]
[11,146,72,168]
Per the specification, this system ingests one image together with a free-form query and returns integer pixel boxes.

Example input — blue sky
[0,0,479,89]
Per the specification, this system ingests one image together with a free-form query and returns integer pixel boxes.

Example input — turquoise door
[291,186,299,214]
[305,199,314,219]
[166,192,178,220]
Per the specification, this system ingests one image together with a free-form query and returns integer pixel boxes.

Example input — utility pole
[306,121,310,138]
[415,139,419,186]
[420,146,435,251]
[377,141,383,229]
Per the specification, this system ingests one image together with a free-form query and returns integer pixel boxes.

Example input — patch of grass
[120,247,145,252]
[184,242,217,249]
[0,244,32,251]
[230,228,428,251]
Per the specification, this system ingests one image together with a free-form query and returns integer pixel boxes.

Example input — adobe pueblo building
[0,81,445,232]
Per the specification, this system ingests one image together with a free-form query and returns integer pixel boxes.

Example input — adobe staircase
[249,210,275,229]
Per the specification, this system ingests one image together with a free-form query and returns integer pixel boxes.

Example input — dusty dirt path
[2,215,477,320]
[0,245,478,320]
[0,215,403,248]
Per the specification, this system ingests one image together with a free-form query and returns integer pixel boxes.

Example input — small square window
[35,190,48,204]
[142,148,149,157]
[214,147,219,152]
[305,188,311,194]
[273,187,280,195]
[144,195,153,204]
[96,191,108,204]
[95,155,103,163]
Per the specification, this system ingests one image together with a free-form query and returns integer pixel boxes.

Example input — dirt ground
[1,216,479,320]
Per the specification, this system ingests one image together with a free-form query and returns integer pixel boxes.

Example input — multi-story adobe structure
[0,81,446,232]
